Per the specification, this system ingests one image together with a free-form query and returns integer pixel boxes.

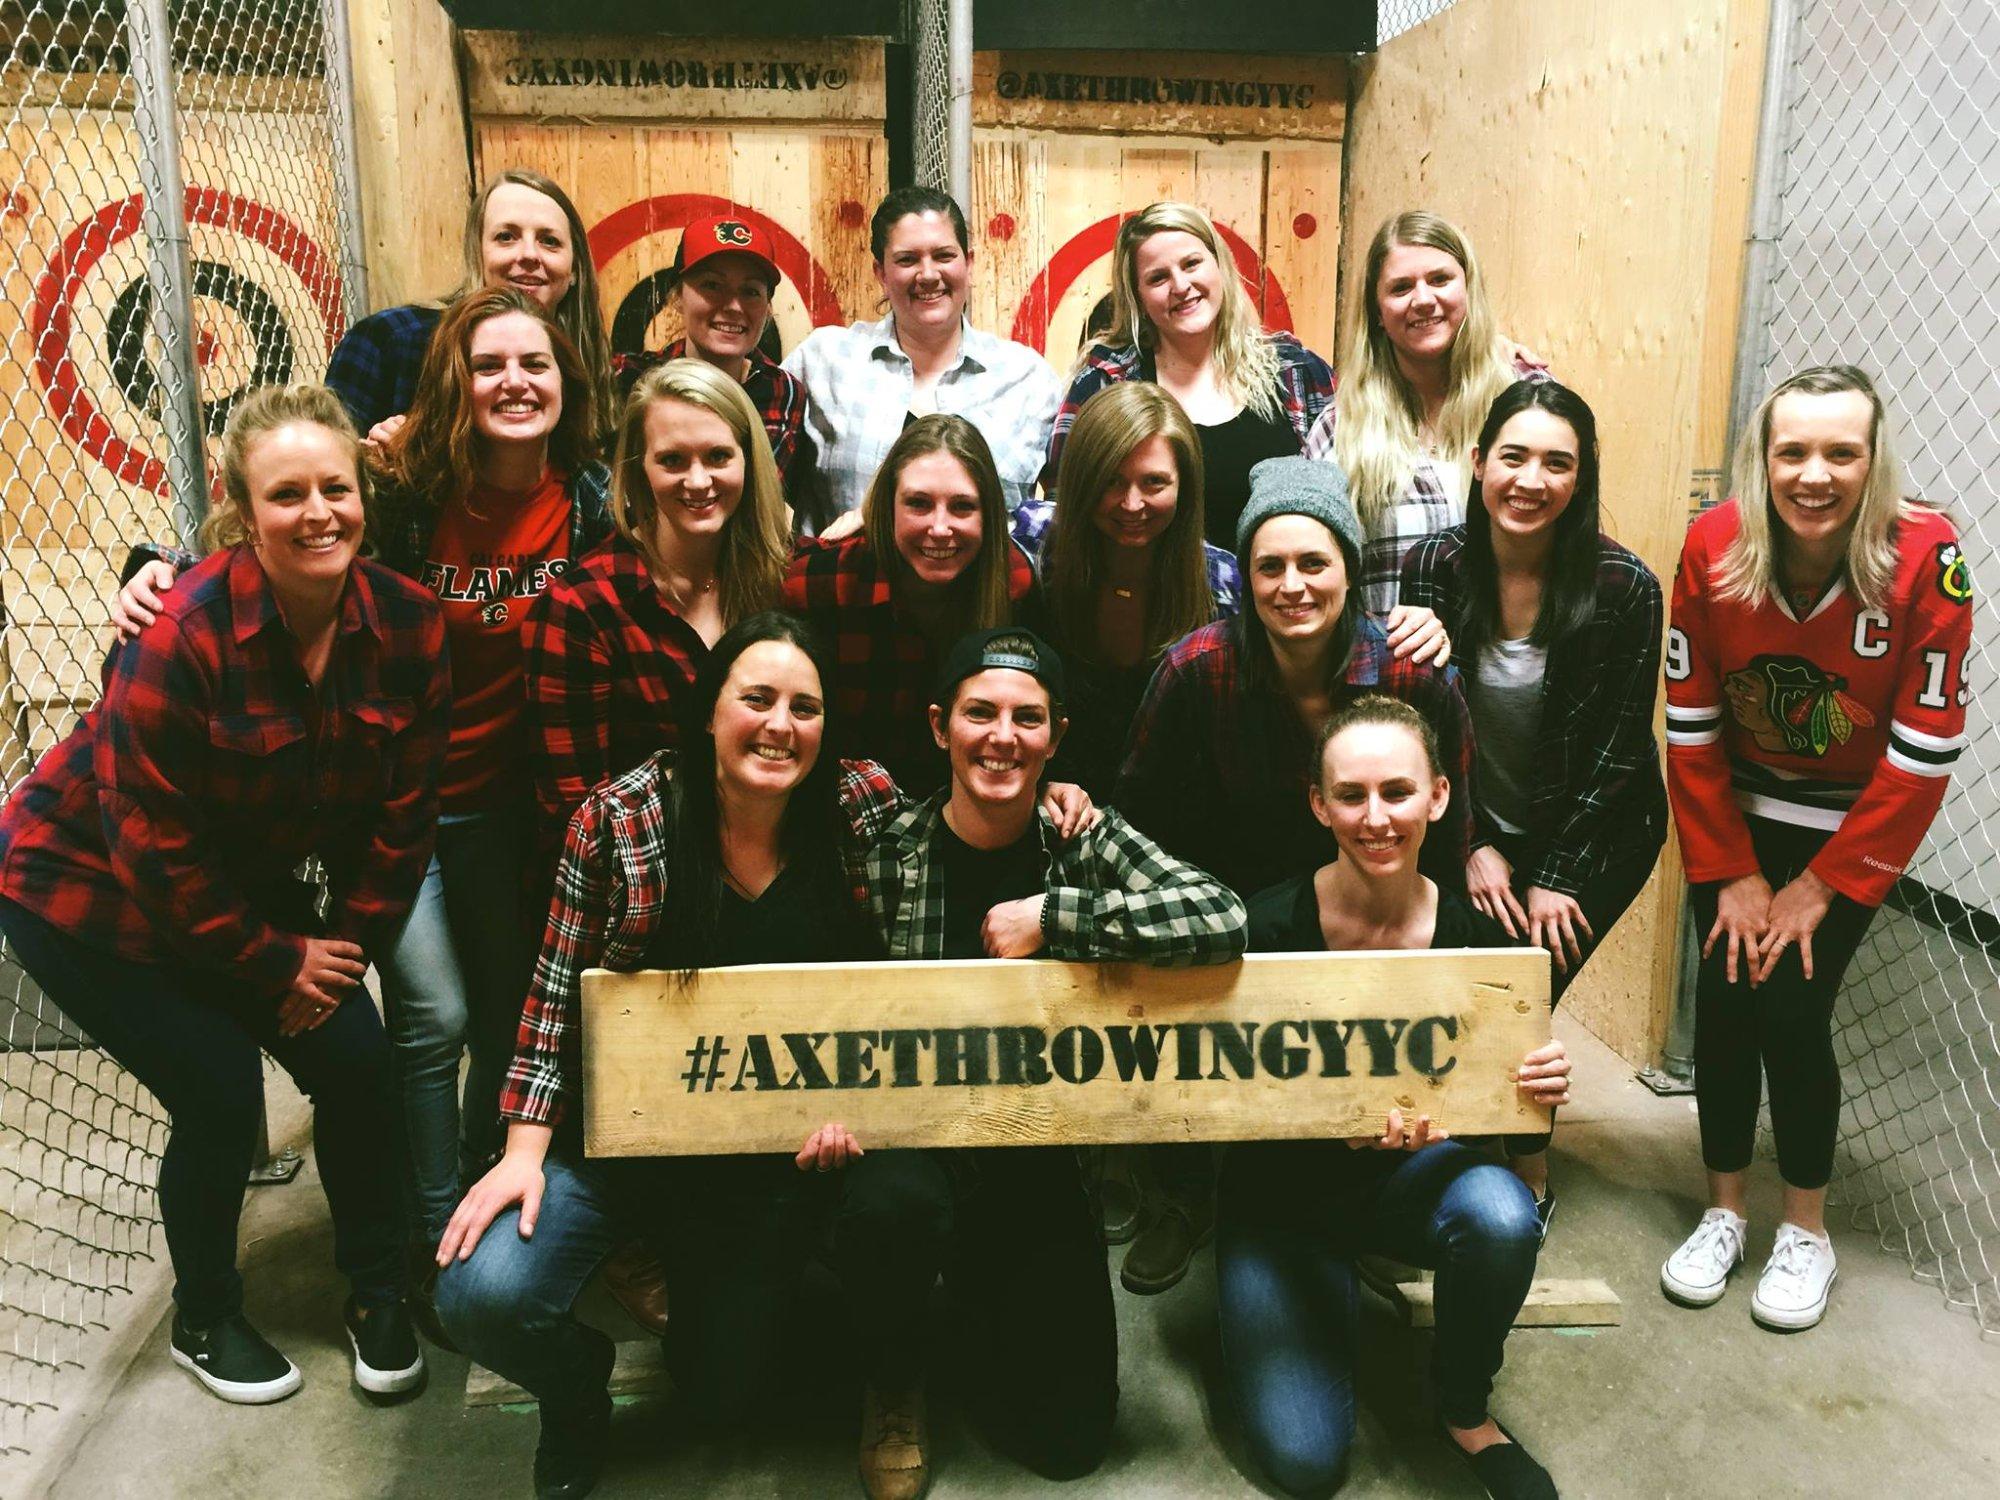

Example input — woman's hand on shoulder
[817,508,866,543]
[112,559,179,640]
[1524,886,1594,974]
[437,1125,553,1264]
[364,412,408,455]
[1466,846,1527,939]
[1039,781,1100,838]
[1751,868,1836,985]
[795,1121,864,1172]
[1383,604,1452,667]
[1515,1038,1571,1107]
[1703,871,1774,986]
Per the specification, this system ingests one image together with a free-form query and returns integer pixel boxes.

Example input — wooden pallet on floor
[1392,1277,1622,1329]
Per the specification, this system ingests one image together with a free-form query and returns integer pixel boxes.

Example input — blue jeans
[0,896,405,1326]
[1216,1140,1540,1498]
[380,806,536,1246]
[435,1155,618,1412]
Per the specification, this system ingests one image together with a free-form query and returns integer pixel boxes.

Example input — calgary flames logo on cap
[713,220,753,247]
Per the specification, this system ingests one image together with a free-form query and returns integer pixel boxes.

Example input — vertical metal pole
[322,0,371,327]
[946,0,972,211]
[1725,0,1802,459]
[126,0,208,546]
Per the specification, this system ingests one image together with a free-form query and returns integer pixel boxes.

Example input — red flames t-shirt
[421,471,571,811]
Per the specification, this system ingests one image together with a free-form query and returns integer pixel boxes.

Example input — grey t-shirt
[1469,636,1548,836]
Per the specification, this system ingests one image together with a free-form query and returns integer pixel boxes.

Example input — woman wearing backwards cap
[1110,455,1478,1296]
[612,214,811,498]
[820,623,1245,1499]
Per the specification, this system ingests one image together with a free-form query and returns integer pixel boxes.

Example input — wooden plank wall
[1340,0,1770,1064]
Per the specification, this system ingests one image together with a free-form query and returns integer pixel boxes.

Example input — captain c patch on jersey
[1723,654,1876,758]
[1935,542,1973,605]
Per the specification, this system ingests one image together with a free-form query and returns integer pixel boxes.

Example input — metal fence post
[322,0,371,326]
[125,0,208,547]
[946,0,972,213]
[1724,0,1800,456]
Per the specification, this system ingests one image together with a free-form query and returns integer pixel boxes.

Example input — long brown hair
[862,414,1016,638]
[380,287,598,513]
[462,169,617,439]
[610,358,789,625]
[1044,381,1215,660]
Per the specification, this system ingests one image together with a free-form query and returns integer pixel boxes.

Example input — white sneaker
[1660,1207,1748,1306]
[1751,1223,1836,1331]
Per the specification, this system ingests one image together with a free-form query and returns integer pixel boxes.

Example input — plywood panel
[462,32,885,126]
[1262,145,1342,357]
[583,950,1552,1157]
[348,0,467,309]
[1342,0,1771,1064]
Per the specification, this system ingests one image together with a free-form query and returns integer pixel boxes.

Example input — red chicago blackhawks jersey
[1666,500,1972,906]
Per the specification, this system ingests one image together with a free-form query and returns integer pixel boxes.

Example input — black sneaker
[1442,1416,1558,1500]
[169,1311,302,1404]
[345,1297,426,1396]
[534,1334,616,1499]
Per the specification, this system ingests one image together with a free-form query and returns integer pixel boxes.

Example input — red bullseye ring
[1010,214,1294,354]
[33,188,344,493]
[588,194,847,331]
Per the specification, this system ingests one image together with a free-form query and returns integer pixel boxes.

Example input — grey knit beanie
[1234,456,1364,571]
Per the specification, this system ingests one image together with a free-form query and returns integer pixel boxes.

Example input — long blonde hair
[1045,382,1215,659]
[862,414,1016,637]
[205,384,370,552]
[1715,364,1919,613]
[1334,210,1516,530]
[1102,202,1281,422]
[610,358,789,625]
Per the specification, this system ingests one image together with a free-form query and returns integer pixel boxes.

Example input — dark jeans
[1489,833,1660,1157]
[437,1153,819,1426]
[833,1146,1117,1480]
[0,896,404,1326]
[1217,1140,1540,1497]
[1688,817,1876,1190]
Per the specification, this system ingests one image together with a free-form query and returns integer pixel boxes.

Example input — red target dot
[1293,213,1318,240]
[4,189,31,220]
[194,329,220,367]
[838,199,865,229]
[988,213,1017,242]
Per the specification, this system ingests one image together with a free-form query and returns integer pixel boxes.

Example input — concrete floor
[34,1016,2000,1500]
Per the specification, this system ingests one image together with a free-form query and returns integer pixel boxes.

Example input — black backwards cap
[932,626,1067,708]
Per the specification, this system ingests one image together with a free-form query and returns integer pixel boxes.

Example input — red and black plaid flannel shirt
[521,531,709,845]
[612,340,807,481]
[1114,616,1476,899]
[781,534,1041,796]
[0,547,449,998]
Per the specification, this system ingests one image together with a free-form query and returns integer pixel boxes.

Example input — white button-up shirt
[783,314,1062,518]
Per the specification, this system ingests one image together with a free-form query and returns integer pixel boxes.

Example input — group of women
[0,161,1968,1500]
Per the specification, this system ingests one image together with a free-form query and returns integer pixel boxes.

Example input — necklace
[658,570,716,612]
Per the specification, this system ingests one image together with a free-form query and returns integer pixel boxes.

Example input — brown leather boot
[597,1238,669,1337]
[858,1378,930,1500]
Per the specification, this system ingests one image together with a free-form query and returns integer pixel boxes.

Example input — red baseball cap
[673,215,783,289]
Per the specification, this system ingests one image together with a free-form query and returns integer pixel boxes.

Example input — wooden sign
[581,950,1551,1157]
[461,31,886,125]
[973,50,1347,142]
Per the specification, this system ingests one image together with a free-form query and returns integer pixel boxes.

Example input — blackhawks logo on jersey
[1723,654,1877,758]
[1936,542,1972,604]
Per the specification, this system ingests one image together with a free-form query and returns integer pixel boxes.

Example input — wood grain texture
[973,50,1346,142]
[462,32,884,124]
[1341,0,1771,1065]
[581,950,1552,1158]
[1395,1277,1622,1329]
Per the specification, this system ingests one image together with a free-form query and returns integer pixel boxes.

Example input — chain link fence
[909,0,950,191]
[0,0,360,1461]
[1738,0,2000,1330]
[1377,0,1461,43]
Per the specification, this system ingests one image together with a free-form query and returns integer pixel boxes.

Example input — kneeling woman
[434,614,884,1495]
[1225,695,1570,1499]
[0,386,448,1403]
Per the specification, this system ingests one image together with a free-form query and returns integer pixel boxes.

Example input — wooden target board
[462,32,888,360]
[0,86,347,783]
[970,51,1346,363]
[582,950,1552,1158]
